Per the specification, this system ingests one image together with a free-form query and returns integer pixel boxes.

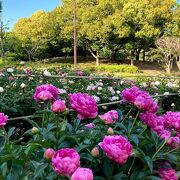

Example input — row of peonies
[1,83,179,179]
[122,86,180,148]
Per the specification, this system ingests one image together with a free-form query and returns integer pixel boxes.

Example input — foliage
[0,68,179,179]
[2,0,179,69]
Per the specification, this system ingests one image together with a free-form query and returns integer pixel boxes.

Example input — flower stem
[3,127,8,142]
[123,108,132,120]
[128,110,140,136]
[128,156,136,175]
[152,137,169,160]
[163,147,179,156]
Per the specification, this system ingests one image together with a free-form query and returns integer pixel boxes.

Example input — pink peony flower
[0,113,8,128]
[69,93,98,119]
[134,94,159,113]
[99,110,119,124]
[163,111,180,132]
[139,112,165,134]
[99,135,132,165]
[71,168,93,180]
[76,70,84,76]
[121,86,147,103]
[24,67,32,75]
[121,86,159,113]
[51,100,66,113]
[85,123,95,129]
[36,90,53,101]
[52,148,80,176]
[33,84,59,101]
[158,168,177,180]
[44,148,55,159]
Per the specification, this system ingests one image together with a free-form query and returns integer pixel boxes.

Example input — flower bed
[0,67,180,179]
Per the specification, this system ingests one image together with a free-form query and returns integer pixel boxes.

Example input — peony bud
[107,127,114,135]
[0,87,4,93]
[44,148,55,159]
[20,83,26,88]
[32,127,39,134]
[91,147,99,157]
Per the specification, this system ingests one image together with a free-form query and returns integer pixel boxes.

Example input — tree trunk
[83,45,87,60]
[136,49,140,61]
[111,49,116,63]
[130,50,134,66]
[27,51,32,61]
[0,21,5,63]
[142,49,145,62]
[89,48,100,66]
[176,56,180,71]
[165,61,172,74]
[96,52,100,66]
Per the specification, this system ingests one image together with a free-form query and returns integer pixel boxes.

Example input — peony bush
[0,68,180,179]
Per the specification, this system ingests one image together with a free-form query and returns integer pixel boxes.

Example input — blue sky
[2,0,61,29]
[2,0,180,30]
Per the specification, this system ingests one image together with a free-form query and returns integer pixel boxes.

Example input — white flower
[93,95,100,102]
[87,85,94,91]
[108,86,115,95]
[20,61,25,65]
[58,89,67,94]
[69,80,75,84]
[166,82,176,88]
[98,87,102,91]
[0,87,4,92]
[20,83,26,88]
[96,82,103,86]
[163,92,170,95]
[7,68,14,73]
[110,96,119,101]
[120,80,124,85]
[171,103,175,107]
[43,70,51,77]
[140,82,148,88]
[102,106,107,109]
[154,81,160,86]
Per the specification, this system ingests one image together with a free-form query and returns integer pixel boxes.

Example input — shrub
[95,64,139,73]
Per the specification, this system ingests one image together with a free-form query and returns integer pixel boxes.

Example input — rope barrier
[13,74,180,80]
[8,93,180,121]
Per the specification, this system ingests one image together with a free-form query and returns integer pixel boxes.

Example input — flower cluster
[33,84,59,101]
[140,112,180,148]
[51,148,93,179]
[69,93,98,119]
[99,135,132,165]
[121,86,158,113]
[158,166,177,180]
[163,111,180,132]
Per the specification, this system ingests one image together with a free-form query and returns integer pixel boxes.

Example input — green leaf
[34,163,48,178]
[8,127,15,138]
[94,177,106,180]
[145,156,153,172]
[130,134,139,145]
[165,154,177,163]
[103,160,113,180]
[144,176,161,180]
[113,172,127,180]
